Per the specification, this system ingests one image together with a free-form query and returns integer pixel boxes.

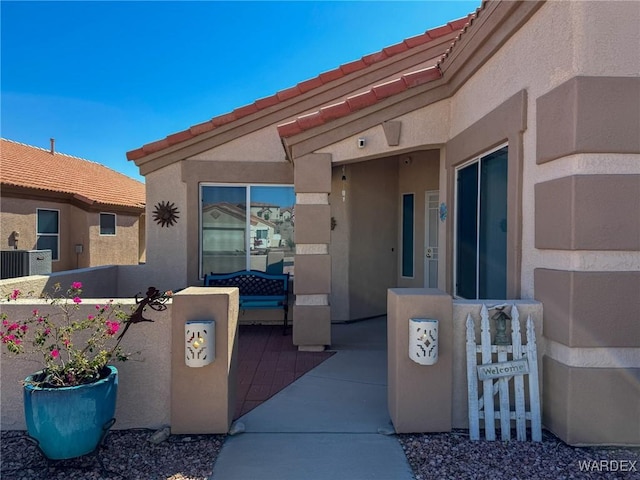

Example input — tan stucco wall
[138,213,146,263]
[315,1,640,302]
[544,357,640,446]
[303,1,639,444]
[135,162,189,293]
[318,99,450,164]
[329,150,439,321]
[446,1,640,299]
[0,266,121,299]
[387,291,543,432]
[330,167,350,321]
[171,287,239,434]
[348,158,398,319]
[89,211,141,266]
[396,150,440,288]
[1,197,143,272]
[0,198,74,271]
[68,205,90,269]
[388,289,453,433]
[190,125,287,163]
[1,299,171,430]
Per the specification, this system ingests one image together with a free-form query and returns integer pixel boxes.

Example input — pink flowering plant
[1,282,171,388]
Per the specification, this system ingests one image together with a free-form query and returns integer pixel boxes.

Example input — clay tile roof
[126,14,475,162]
[277,66,442,138]
[1,138,145,209]
[276,7,488,139]
[437,2,486,69]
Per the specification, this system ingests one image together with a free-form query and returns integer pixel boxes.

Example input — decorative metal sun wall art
[152,201,180,227]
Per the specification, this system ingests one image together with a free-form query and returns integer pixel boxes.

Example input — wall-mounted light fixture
[409,318,439,365]
[341,166,347,202]
[357,138,366,149]
[185,320,215,367]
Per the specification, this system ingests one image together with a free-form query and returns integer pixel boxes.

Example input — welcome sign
[477,358,529,381]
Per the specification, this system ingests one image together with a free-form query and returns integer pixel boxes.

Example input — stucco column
[535,76,640,445]
[293,153,332,350]
[387,288,453,433]
[170,287,239,434]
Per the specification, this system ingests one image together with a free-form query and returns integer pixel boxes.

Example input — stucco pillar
[170,287,239,434]
[535,76,640,446]
[293,153,332,350]
[387,288,453,433]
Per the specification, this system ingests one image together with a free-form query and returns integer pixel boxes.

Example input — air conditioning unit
[1,250,52,279]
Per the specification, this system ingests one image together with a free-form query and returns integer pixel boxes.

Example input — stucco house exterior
[125,0,639,445]
[1,138,146,272]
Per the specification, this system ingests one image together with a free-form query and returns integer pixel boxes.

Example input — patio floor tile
[235,325,334,419]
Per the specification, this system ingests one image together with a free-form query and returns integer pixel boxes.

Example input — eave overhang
[278,0,544,161]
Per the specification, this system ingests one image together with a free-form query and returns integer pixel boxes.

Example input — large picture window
[200,185,295,277]
[36,209,59,261]
[455,145,508,299]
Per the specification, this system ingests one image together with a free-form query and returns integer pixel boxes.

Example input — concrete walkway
[210,316,414,480]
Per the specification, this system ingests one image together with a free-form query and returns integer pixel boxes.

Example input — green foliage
[1,282,170,388]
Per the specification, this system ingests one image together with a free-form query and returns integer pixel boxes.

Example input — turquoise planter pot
[23,366,118,460]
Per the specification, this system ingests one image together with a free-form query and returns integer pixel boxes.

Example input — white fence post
[466,304,541,441]
[466,314,480,441]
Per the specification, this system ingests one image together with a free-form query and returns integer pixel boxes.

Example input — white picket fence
[466,304,542,441]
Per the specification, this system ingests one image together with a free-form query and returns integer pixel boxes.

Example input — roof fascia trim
[132,32,462,175]
[287,80,451,159]
[441,0,544,94]
[0,184,145,214]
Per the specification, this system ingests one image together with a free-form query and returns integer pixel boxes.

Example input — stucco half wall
[387,288,543,434]
[1,288,239,435]
[1,299,171,431]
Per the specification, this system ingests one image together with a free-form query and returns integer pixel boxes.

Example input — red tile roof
[436,1,487,70]
[203,202,276,228]
[1,138,145,210]
[126,14,475,161]
[277,5,486,138]
[277,66,443,137]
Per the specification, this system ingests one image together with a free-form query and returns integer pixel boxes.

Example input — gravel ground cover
[399,430,640,480]
[3,428,638,479]
[1,429,225,480]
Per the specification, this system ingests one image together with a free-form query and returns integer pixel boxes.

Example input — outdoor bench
[204,270,290,335]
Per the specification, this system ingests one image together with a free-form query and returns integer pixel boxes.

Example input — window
[401,193,415,278]
[200,185,295,276]
[455,145,508,299]
[36,209,59,261]
[100,213,116,235]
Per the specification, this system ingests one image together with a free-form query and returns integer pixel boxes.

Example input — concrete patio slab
[210,317,414,480]
[211,432,413,480]
[238,374,389,433]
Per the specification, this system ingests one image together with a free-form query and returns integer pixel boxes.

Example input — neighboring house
[1,138,146,273]
[280,207,293,223]
[250,202,281,222]
[126,0,639,445]
[201,202,279,273]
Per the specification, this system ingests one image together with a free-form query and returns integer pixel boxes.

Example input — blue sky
[1,1,479,182]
